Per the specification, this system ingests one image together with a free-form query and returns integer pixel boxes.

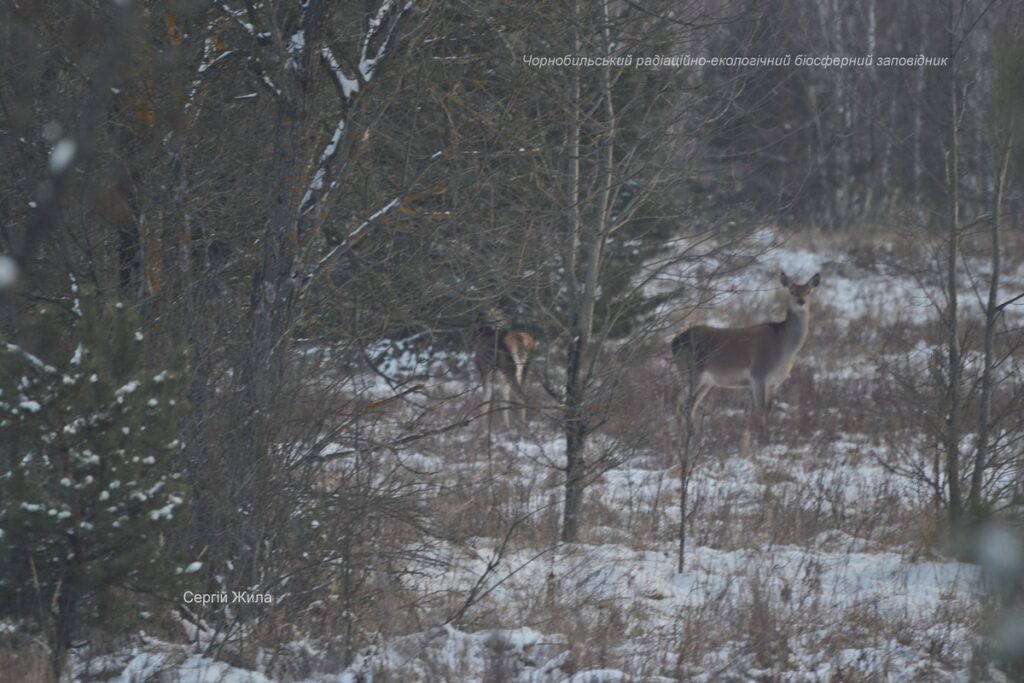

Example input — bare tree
[876,1,1024,533]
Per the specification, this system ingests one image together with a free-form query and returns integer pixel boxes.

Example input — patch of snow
[48,138,76,174]
[0,255,17,288]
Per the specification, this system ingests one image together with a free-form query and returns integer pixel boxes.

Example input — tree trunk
[913,15,928,226]
[969,121,1013,513]
[562,331,586,543]
[252,94,302,378]
[50,567,77,683]
[560,0,616,543]
[561,0,585,544]
[677,425,691,572]
[944,6,962,526]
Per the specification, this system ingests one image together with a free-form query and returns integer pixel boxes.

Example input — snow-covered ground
[73,233,1024,681]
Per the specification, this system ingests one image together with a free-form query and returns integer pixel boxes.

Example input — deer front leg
[689,382,712,424]
[508,380,527,429]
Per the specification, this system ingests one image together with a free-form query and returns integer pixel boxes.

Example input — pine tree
[0,297,188,680]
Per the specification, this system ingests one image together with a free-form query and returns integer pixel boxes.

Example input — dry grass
[0,634,51,683]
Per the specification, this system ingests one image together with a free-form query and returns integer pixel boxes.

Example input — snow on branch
[68,273,82,317]
[302,2,413,220]
[218,3,257,36]
[324,196,400,262]
[186,36,242,114]
[5,344,56,374]
[299,118,346,217]
[214,4,279,98]
[259,74,282,97]
[198,49,240,75]
[321,47,359,101]
[352,196,400,238]
[359,1,414,83]
[299,196,402,294]
[218,2,272,41]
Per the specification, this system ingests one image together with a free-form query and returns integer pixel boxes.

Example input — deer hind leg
[512,359,530,427]
[497,375,513,429]
[751,377,769,444]
[765,385,777,424]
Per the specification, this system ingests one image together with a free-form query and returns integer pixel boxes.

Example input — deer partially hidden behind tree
[474,309,536,429]
[671,271,821,442]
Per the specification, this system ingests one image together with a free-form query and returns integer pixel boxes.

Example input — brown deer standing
[474,310,536,428]
[671,271,821,441]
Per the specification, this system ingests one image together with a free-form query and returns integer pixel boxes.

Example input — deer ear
[808,272,821,288]
[779,271,791,286]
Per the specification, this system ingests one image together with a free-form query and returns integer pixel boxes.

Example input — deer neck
[779,303,811,356]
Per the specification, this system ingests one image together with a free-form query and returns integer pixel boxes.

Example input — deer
[473,309,536,429]
[670,271,821,442]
